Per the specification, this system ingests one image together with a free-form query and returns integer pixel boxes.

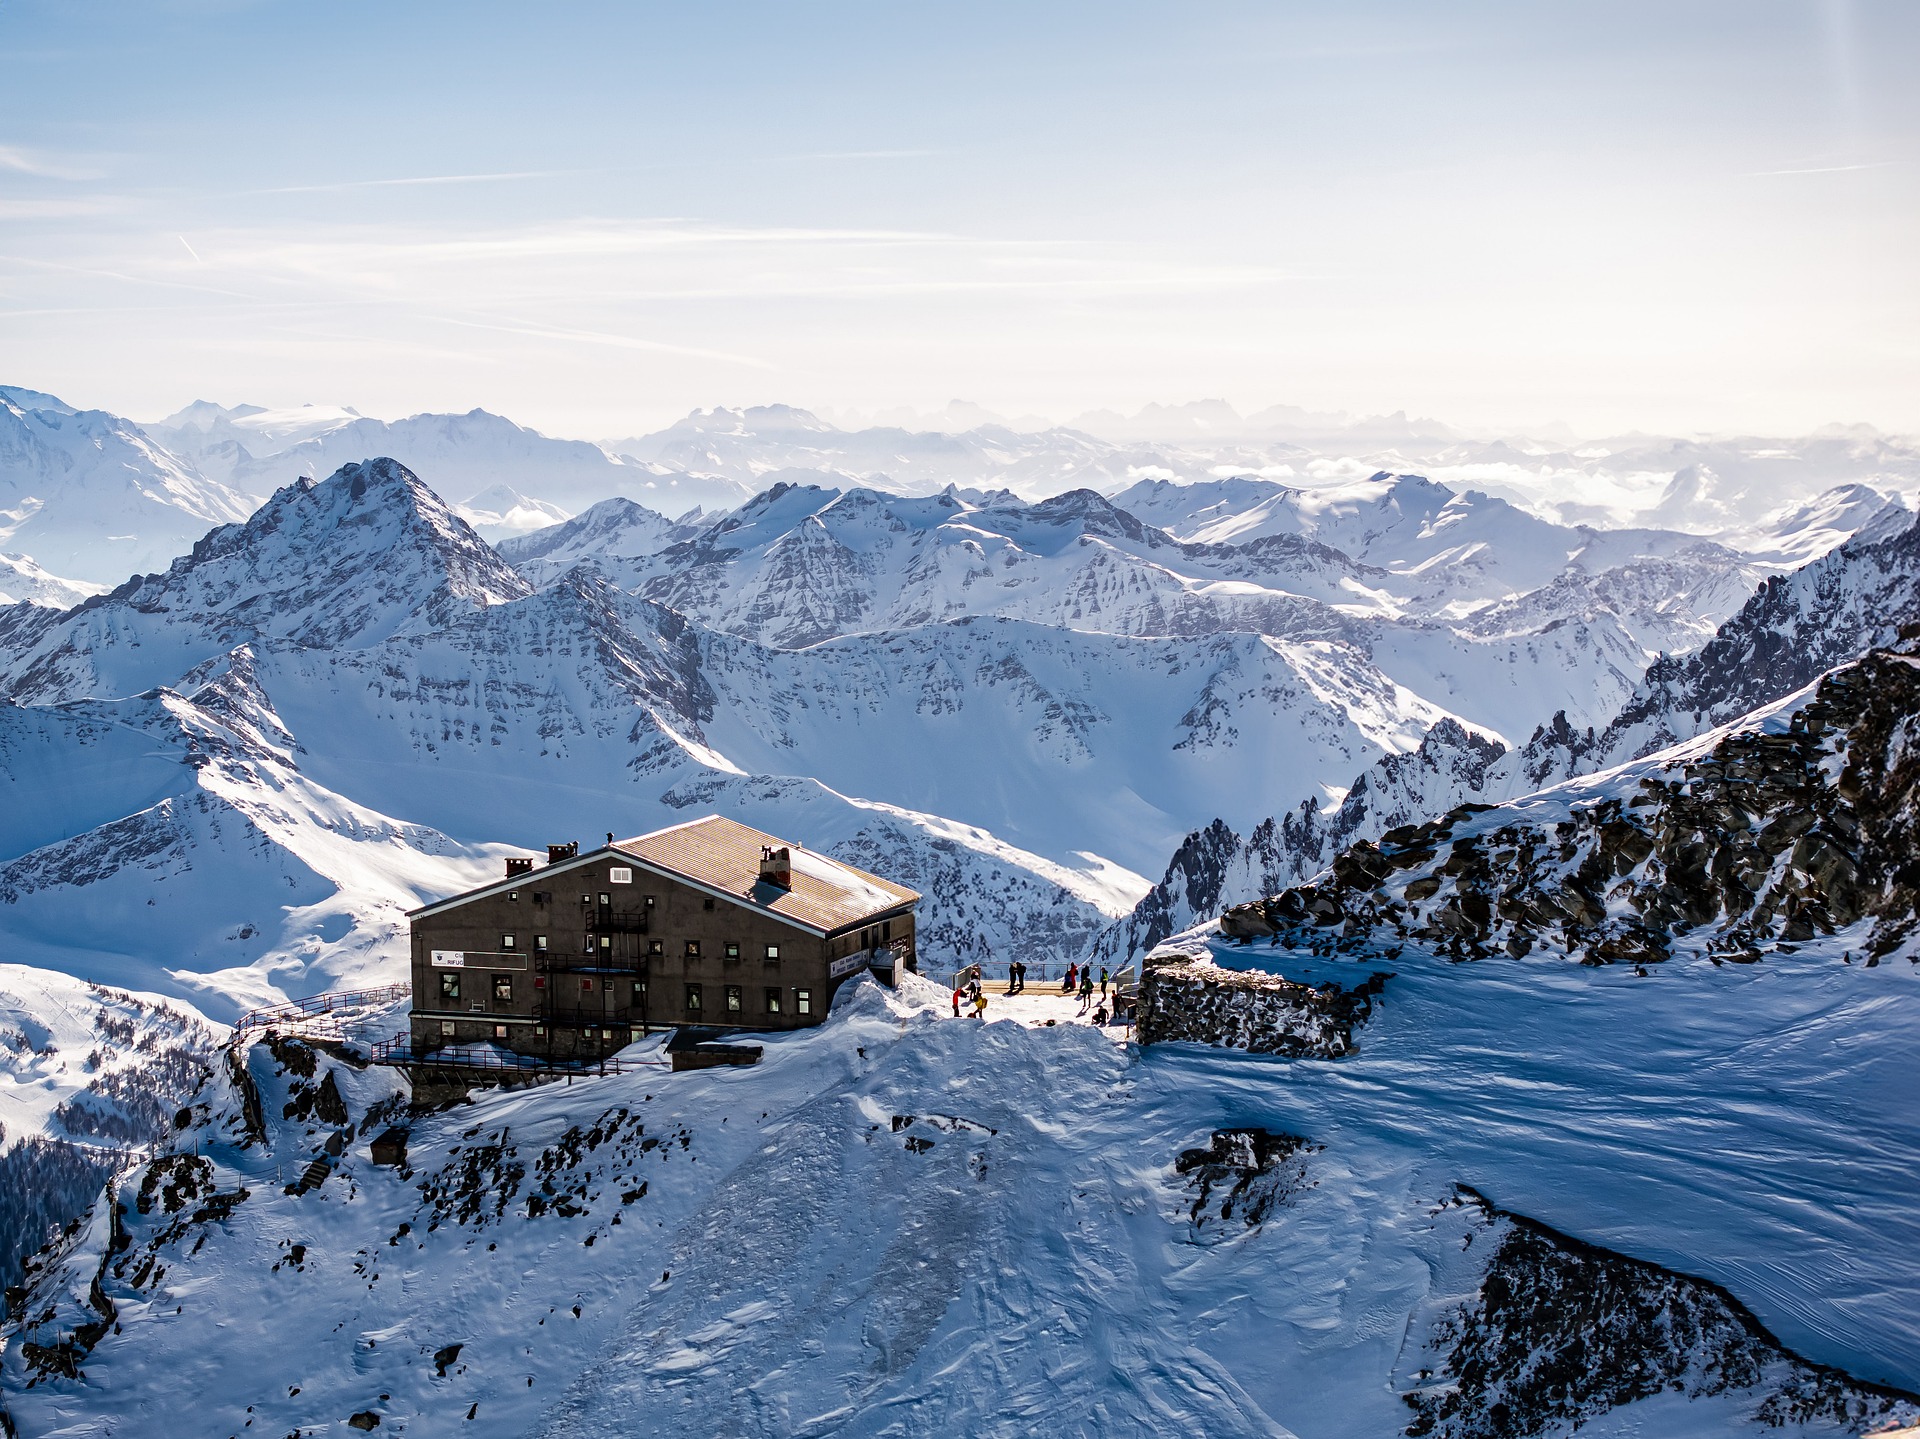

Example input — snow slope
[0,391,255,585]
[5,959,1917,1437]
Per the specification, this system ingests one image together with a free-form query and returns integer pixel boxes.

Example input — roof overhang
[408,843,918,937]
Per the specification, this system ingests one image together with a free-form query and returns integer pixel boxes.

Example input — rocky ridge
[1219,641,1920,967]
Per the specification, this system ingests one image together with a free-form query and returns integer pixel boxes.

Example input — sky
[0,0,1916,440]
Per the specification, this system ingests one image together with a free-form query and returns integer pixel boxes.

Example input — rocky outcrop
[1086,718,1510,969]
[1134,950,1389,1056]
[1174,1129,1318,1228]
[1403,1187,1920,1439]
[1221,644,1920,966]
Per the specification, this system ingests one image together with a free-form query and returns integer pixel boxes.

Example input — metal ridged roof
[618,815,918,934]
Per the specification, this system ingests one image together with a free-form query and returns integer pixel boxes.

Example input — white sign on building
[430,950,466,968]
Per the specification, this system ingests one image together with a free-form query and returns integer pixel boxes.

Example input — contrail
[178,235,203,262]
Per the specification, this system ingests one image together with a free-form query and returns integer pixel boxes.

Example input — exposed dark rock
[1223,644,1920,966]
[1134,950,1389,1056]
[1174,1129,1319,1227]
[1403,1187,1920,1438]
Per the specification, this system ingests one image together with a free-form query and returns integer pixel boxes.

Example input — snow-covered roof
[618,815,918,935]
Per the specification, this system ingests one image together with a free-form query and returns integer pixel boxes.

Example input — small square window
[599,893,611,907]
[493,974,513,1001]
[581,893,592,904]
[507,890,519,902]
[765,988,783,1014]
[685,983,703,1012]
[501,934,516,950]
[703,896,716,911]
[724,941,740,961]
[599,936,612,952]
[440,1019,456,1037]
[534,934,548,951]
[795,988,813,1016]
[764,944,780,961]
[534,1024,545,1037]
[493,1023,508,1041]
[646,938,664,957]
[439,973,461,1000]
[685,940,701,959]
[534,891,552,905]
[725,985,743,1013]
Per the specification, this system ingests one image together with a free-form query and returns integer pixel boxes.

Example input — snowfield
[3,957,1916,1438]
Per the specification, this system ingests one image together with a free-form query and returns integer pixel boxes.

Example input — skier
[952,987,962,1018]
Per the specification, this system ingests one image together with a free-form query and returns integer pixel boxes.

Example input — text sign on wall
[430,951,466,968]
[829,951,870,980]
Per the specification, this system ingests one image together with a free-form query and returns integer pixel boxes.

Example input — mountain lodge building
[406,815,920,1063]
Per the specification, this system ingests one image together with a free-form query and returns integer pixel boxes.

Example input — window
[493,1024,508,1041]
[534,1024,546,1037]
[599,935,612,953]
[534,935,548,951]
[584,936,595,954]
[599,893,611,907]
[580,893,592,904]
[703,896,716,911]
[507,890,519,902]
[685,940,701,959]
[724,941,740,961]
[493,974,513,1002]
[440,1019,456,1037]
[501,934,516,950]
[685,983,703,1012]
[646,938,664,957]
[764,988,783,1014]
[795,988,813,1016]
[534,891,552,905]
[610,867,633,884]
[882,920,892,943]
[440,973,461,1001]
[725,985,743,1013]
[631,980,647,1004]
[764,944,780,961]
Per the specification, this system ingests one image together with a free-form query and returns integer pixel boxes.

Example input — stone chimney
[759,844,793,890]
[546,841,579,865]
[505,856,534,877]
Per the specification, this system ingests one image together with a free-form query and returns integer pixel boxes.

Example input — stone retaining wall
[1134,950,1389,1057]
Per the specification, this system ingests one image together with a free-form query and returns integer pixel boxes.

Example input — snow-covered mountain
[2,401,1920,1436]
[609,404,1273,500]
[148,402,752,520]
[495,496,705,584]
[0,552,101,608]
[0,389,255,585]
[0,457,528,707]
[7,929,1918,1435]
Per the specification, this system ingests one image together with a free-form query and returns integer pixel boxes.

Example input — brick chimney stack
[759,844,793,890]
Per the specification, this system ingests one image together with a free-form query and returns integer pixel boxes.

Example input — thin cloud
[244,169,589,196]
[0,145,102,181]
[1748,159,1901,176]
[435,316,774,370]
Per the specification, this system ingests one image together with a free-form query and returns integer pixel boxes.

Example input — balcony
[588,908,649,934]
